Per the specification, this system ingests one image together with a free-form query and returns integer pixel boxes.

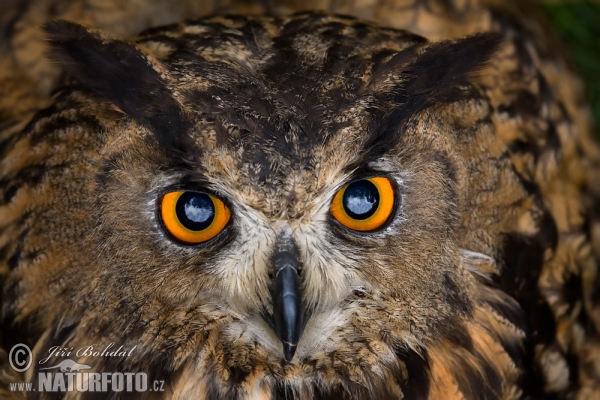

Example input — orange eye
[160,191,231,244]
[330,177,395,232]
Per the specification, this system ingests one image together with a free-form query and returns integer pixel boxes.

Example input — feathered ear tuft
[399,32,504,110]
[44,20,190,156]
[360,33,503,158]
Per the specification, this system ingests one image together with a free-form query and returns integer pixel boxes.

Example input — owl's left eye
[330,177,395,232]
[159,191,231,244]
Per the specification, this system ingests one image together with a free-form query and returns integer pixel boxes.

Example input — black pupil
[342,180,380,220]
[175,192,215,231]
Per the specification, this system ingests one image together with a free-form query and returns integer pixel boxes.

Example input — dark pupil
[175,192,215,231]
[342,180,379,220]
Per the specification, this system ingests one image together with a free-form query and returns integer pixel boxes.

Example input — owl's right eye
[159,191,231,244]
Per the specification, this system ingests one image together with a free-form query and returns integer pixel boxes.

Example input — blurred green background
[541,0,600,138]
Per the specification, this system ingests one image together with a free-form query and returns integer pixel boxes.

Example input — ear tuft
[400,32,504,109]
[44,20,190,156]
[359,33,503,158]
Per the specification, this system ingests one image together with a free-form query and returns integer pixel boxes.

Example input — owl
[0,0,599,399]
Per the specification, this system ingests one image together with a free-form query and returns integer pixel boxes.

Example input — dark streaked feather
[44,20,193,158]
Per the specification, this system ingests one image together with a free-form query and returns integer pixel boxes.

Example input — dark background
[542,0,600,138]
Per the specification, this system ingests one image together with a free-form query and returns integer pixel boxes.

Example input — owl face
[4,12,513,398]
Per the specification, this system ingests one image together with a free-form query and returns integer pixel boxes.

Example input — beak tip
[283,342,297,362]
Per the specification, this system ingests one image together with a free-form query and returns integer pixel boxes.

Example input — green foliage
[542,1,600,138]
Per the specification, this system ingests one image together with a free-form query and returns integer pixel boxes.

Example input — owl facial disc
[271,234,305,361]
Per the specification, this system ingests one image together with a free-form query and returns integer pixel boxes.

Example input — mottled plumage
[0,1,599,399]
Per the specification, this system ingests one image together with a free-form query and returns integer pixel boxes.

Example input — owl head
[2,12,523,399]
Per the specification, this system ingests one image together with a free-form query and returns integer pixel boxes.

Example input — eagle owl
[0,0,599,399]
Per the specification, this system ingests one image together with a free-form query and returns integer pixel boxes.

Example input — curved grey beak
[272,237,305,361]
